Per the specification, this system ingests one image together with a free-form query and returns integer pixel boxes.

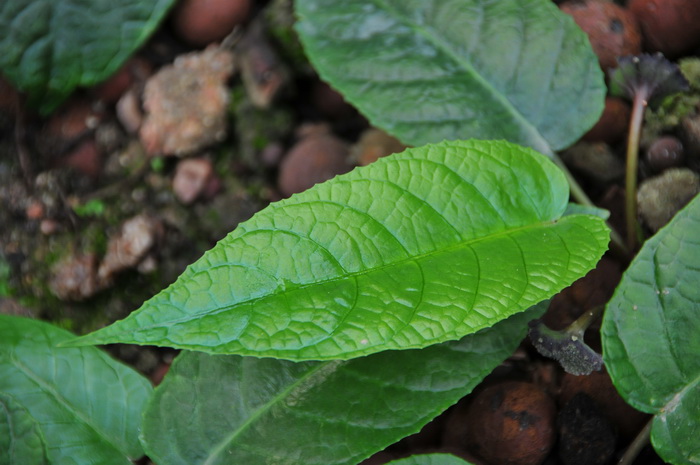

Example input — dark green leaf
[141,306,542,465]
[295,0,605,152]
[69,140,609,360]
[0,0,176,113]
[0,315,153,465]
[0,393,49,465]
[602,194,700,465]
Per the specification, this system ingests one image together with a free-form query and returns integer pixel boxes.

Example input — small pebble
[50,253,100,301]
[173,157,215,204]
[278,130,352,197]
[139,46,234,156]
[97,215,162,283]
[116,88,144,134]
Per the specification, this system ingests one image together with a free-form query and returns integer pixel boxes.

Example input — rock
[97,214,162,282]
[50,253,100,301]
[464,381,556,465]
[172,157,215,204]
[237,20,291,109]
[171,0,252,46]
[278,128,352,196]
[116,88,144,134]
[560,0,642,71]
[351,128,407,166]
[637,168,700,232]
[139,46,234,156]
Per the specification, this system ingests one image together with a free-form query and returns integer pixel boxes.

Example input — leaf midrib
[10,354,125,458]
[360,0,553,154]
[140,216,572,331]
[202,360,343,465]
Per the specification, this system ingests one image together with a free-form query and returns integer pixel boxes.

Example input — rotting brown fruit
[464,381,556,465]
[628,0,700,58]
[560,0,642,71]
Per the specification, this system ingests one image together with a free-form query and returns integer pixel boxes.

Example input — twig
[617,418,653,465]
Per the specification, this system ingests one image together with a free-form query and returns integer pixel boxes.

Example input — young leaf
[0,393,49,465]
[295,0,605,152]
[602,194,700,465]
[0,315,153,465]
[0,0,175,114]
[386,454,474,465]
[141,306,541,465]
[69,140,609,360]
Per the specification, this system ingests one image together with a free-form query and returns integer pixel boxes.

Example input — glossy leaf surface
[602,194,700,464]
[141,307,540,465]
[0,393,49,465]
[72,140,609,360]
[387,454,473,465]
[295,0,605,152]
[0,316,153,465]
[0,0,175,113]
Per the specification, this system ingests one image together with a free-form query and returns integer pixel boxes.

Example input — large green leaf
[602,194,700,465]
[0,392,49,465]
[70,140,609,360]
[295,0,605,152]
[0,315,153,465]
[141,306,540,465]
[0,0,175,114]
[386,455,473,465]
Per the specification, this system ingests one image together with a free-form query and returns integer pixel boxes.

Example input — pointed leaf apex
[609,53,689,109]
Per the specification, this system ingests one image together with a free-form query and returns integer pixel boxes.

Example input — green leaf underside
[386,454,474,465]
[295,0,604,152]
[0,0,175,113]
[0,393,49,465]
[71,140,609,360]
[0,315,153,465]
[141,306,541,465]
[602,194,700,465]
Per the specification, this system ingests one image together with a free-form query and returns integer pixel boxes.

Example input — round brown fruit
[171,0,252,46]
[560,0,642,70]
[464,381,556,465]
[629,0,700,58]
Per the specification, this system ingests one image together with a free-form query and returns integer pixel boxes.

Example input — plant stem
[568,305,605,335]
[625,91,648,250]
[617,418,653,465]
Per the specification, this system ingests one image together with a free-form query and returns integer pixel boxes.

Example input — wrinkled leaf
[602,194,700,465]
[0,0,175,113]
[386,454,473,465]
[141,306,541,465]
[0,392,49,465]
[0,315,153,465]
[295,0,605,152]
[70,140,609,360]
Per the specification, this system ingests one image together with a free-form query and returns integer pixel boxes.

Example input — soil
[1,1,697,464]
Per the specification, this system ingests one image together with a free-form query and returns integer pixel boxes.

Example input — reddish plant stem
[625,90,648,250]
